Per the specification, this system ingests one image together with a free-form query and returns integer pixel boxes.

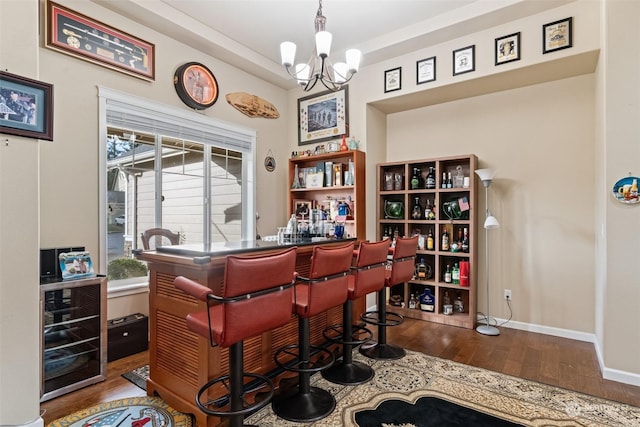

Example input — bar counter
[136,238,359,427]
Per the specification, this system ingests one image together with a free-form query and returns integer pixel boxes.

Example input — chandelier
[280,0,361,92]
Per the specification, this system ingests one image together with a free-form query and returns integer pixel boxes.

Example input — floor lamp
[475,169,500,336]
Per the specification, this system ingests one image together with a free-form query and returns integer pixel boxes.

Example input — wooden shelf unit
[288,150,365,240]
[377,154,477,329]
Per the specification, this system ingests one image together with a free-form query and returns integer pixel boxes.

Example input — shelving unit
[40,276,107,402]
[377,154,477,329]
[288,150,365,240]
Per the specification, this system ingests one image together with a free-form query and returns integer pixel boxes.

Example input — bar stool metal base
[321,359,373,385]
[359,341,406,360]
[272,385,336,423]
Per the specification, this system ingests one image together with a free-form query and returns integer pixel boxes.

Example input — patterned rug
[47,396,192,427]
[245,350,640,426]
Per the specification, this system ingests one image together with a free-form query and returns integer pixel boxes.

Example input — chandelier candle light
[280,0,361,92]
[475,168,500,336]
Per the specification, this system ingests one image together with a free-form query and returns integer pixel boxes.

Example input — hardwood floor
[40,319,640,425]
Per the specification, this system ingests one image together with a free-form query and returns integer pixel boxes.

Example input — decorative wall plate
[173,62,218,110]
[612,176,639,204]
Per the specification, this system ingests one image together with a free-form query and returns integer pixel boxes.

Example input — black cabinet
[40,276,106,402]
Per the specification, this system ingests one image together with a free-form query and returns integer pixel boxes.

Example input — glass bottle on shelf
[462,227,469,253]
[419,288,435,312]
[453,165,464,188]
[452,262,460,284]
[443,290,451,308]
[444,264,452,283]
[426,229,434,250]
[411,167,421,190]
[441,172,447,189]
[454,292,464,313]
[411,197,423,220]
[425,199,435,220]
[446,172,453,189]
[441,227,450,251]
[409,293,417,309]
[425,167,436,189]
[417,258,428,280]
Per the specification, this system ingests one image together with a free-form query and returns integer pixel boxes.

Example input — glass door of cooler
[40,276,106,401]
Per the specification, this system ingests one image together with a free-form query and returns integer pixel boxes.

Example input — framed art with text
[416,57,436,84]
[298,86,349,145]
[0,71,54,141]
[495,32,521,65]
[45,1,155,80]
[384,67,402,93]
[453,45,475,76]
[543,17,573,54]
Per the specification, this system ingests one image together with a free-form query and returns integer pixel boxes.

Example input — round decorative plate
[612,176,640,204]
[173,62,219,110]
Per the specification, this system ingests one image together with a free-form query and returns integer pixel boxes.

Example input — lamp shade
[315,31,332,57]
[345,49,361,72]
[484,214,500,229]
[280,42,296,66]
[475,168,496,182]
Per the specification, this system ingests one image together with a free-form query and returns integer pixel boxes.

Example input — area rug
[47,396,192,427]
[244,349,640,426]
[122,365,149,391]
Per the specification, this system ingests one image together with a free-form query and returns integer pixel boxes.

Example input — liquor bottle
[383,227,389,239]
[452,262,460,284]
[444,264,452,283]
[443,290,451,306]
[419,288,435,312]
[408,293,417,309]
[441,227,449,251]
[417,258,428,280]
[441,172,447,189]
[425,199,436,220]
[454,292,464,313]
[411,168,421,190]
[426,229,434,250]
[446,172,453,189]
[461,227,469,253]
[632,178,639,199]
[425,167,436,189]
[411,197,423,220]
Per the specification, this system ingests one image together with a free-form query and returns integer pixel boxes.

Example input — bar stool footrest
[274,343,335,374]
[322,323,373,346]
[196,372,273,417]
[360,310,404,327]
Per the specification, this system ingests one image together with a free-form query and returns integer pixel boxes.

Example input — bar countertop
[154,237,356,258]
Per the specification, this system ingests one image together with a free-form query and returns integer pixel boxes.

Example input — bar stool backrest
[299,242,354,317]
[351,239,391,298]
[386,236,419,287]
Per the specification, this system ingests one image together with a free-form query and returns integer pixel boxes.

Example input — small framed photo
[0,71,54,141]
[416,57,436,84]
[384,67,402,93]
[453,45,475,76]
[543,17,573,54]
[495,32,521,65]
[293,199,313,219]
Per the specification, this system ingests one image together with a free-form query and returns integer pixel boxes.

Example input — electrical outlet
[504,289,512,300]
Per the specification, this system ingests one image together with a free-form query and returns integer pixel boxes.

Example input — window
[99,87,256,293]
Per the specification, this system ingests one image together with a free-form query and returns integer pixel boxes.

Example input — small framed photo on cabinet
[416,56,436,84]
[453,45,475,76]
[543,17,573,54]
[384,67,401,93]
[495,32,521,65]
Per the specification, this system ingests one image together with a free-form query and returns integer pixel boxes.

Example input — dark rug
[354,396,523,427]
[121,365,148,391]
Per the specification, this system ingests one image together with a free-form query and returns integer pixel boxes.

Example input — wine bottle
[425,167,436,189]
[426,229,434,250]
[441,172,447,189]
[411,197,423,220]
[441,227,449,251]
[447,172,453,189]
[444,264,452,283]
[462,227,469,253]
[452,262,460,284]
[411,168,421,190]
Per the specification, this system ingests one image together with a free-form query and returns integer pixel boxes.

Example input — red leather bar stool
[321,239,391,385]
[272,242,354,423]
[173,247,297,427]
[360,235,418,360]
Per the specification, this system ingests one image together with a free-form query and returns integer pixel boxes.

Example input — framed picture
[0,71,54,141]
[543,17,573,54]
[45,1,155,81]
[293,199,313,219]
[495,32,521,65]
[298,86,349,145]
[416,57,436,84]
[453,45,475,76]
[384,67,402,93]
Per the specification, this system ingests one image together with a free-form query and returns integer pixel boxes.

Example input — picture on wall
[453,45,475,76]
[495,32,521,65]
[384,67,402,92]
[543,17,573,54]
[416,57,436,84]
[45,1,155,80]
[298,86,349,145]
[0,71,54,141]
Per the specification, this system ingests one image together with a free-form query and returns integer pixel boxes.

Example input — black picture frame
[45,1,155,80]
[543,17,573,54]
[416,57,436,84]
[0,71,54,141]
[453,45,475,76]
[384,67,402,93]
[297,86,349,146]
[495,32,521,65]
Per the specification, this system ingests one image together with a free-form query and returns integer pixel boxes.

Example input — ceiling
[92,0,573,89]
